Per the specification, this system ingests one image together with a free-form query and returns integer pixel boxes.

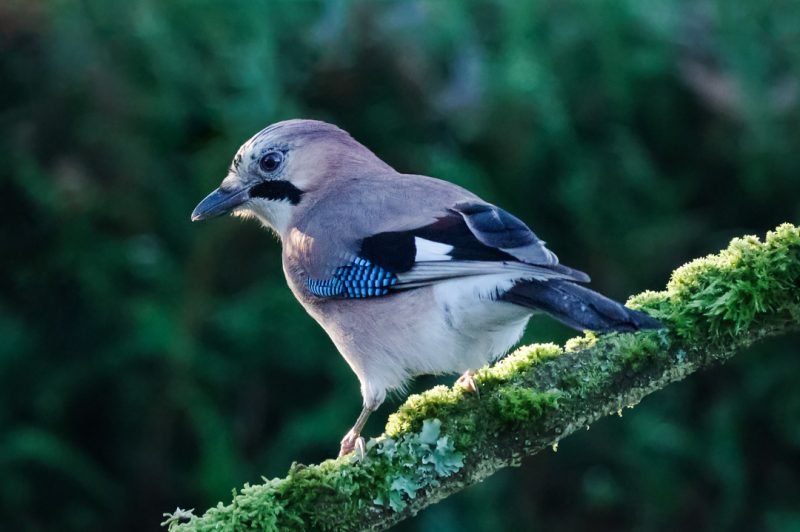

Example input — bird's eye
[259,151,284,173]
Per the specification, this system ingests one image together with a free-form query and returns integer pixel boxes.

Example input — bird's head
[191,119,387,235]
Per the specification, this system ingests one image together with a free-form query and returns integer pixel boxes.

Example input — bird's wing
[448,201,560,266]
[303,200,589,299]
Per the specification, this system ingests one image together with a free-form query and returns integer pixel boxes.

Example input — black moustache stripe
[249,180,304,205]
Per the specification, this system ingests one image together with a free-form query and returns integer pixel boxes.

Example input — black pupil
[260,152,282,172]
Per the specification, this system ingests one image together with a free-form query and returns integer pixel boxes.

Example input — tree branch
[164,223,800,532]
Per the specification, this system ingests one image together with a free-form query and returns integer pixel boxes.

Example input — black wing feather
[358,212,517,273]
[452,201,559,266]
[451,202,536,249]
[353,203,589,289]
[359,231,416,272]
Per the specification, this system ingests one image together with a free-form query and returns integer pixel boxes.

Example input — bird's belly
[411,304,530,375]
[426,275,532,372]
[301,278,531,402]
[358,285,529,379]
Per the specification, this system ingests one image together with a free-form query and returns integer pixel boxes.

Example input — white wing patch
[414,237,454,262]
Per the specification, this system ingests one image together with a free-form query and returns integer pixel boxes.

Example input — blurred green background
[2,1,800,530]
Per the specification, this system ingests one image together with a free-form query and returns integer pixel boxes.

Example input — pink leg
[339,405,372,458]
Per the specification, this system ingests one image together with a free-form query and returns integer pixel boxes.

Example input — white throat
[233,198,293,237]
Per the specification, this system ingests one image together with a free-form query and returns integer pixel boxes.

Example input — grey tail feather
[502,279,663,333]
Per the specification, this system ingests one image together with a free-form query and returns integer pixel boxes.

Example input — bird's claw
[354,437,366,459]
[339,430,366,459]
[456,370,480,398]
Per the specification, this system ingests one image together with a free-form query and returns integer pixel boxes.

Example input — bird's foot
[339,429,366,459]
[456,370,480,398]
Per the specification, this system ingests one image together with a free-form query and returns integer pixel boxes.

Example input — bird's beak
[191,187,250,222]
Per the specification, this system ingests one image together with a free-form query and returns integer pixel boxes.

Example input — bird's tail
[502,279,662,333]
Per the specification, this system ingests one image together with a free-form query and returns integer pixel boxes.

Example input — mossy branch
[165,223,800,532]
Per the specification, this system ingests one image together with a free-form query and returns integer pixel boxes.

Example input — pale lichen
[368,419,464,512]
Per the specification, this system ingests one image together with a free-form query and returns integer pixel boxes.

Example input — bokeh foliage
[1,1,799,530]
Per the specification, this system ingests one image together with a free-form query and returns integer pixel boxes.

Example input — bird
[191,119,662,457]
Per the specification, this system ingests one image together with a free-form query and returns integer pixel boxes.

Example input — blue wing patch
[306,257,399,299]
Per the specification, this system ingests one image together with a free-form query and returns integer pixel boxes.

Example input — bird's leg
[455,369,480,397]
[339,405,373,458]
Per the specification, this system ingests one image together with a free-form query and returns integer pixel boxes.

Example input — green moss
[385,344,565,438]
[565,331,599,353]
[630,223,800,346]
[476,343,563,385]
[491,387,563,423]
[168,224,800,532]
[626,289,671,316]
[385,385,464,436]
[613,330,670,370]
[164,418,469,531]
